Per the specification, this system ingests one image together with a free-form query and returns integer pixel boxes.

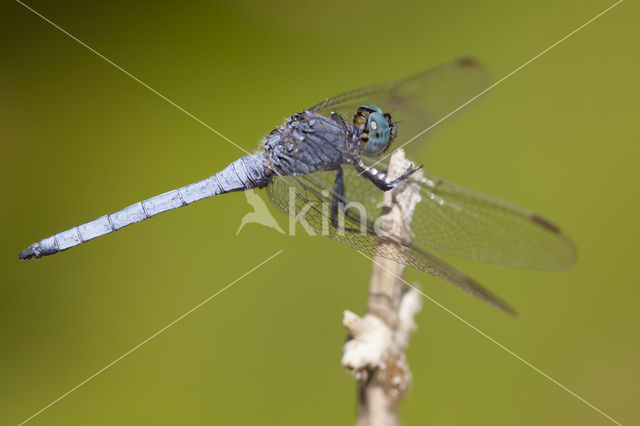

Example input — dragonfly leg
[331,166,366,233]
[331,166,346,228]
[353,158,422,191]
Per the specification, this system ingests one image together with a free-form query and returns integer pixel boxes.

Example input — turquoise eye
[363,112,391,157]
[354,104,397,157]
[361,104,383,114]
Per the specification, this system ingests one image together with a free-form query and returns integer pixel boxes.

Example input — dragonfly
[18,58,576,315]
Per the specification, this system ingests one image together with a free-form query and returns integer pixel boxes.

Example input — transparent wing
[415,172,577,269]
[339,165,577,270]
[266,163,516,315]
[308,58,489,157]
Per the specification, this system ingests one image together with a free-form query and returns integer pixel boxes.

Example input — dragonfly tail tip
[18,245,37,260]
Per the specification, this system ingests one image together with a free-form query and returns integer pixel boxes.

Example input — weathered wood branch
[342,150,424,426]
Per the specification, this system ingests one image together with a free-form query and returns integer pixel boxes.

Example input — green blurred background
[2,0,638,424]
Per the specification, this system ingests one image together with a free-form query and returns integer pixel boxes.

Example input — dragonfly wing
[266,162,515,314]
[403,244,516,315]
[308,58,489,158]
[413,171,578,269]
[336,164,576,270]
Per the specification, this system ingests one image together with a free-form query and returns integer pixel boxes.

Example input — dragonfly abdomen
[18,153,270,260]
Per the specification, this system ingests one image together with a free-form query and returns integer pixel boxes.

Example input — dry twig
[342,149,424,426]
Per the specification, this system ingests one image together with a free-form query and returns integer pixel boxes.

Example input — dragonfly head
[353,104,397,157]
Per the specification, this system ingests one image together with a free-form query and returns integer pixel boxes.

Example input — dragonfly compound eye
[362,111,392,157]
[353,104,393,157]
[353,104,383,129]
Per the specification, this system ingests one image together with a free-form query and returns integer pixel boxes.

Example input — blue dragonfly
[19,58,576,315]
